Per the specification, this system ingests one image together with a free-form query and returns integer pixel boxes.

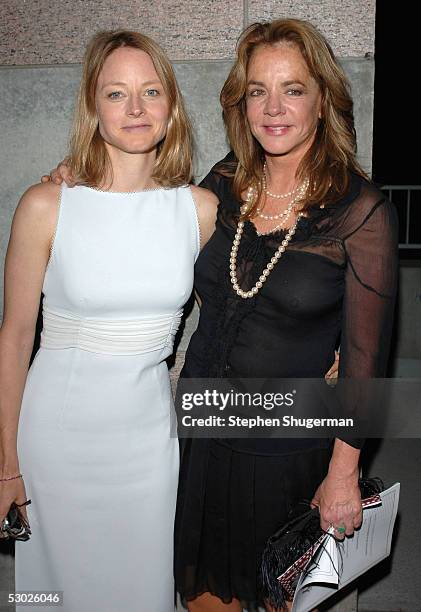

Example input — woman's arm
[325,348,340,382]
[312,195,399,538]
[190,185,218,250]
[0,182,59,521]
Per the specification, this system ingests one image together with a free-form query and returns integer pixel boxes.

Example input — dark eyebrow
[247,80,266,87]
[281,80,306,87]
[246,79,306,87]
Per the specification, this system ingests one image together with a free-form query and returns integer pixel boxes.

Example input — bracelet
[0,473,22,482]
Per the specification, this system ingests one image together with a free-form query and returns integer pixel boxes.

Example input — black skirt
[175,438,332,608]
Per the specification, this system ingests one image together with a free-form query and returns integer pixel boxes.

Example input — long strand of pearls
[230,186,304,299]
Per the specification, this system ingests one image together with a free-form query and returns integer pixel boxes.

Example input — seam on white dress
[164,309,183,349]
[186,185,202,259]
[45,184,63,273]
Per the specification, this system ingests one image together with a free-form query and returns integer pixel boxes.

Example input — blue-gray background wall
[1,2,420,611]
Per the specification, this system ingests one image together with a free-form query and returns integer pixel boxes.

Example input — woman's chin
[105,139,159,156]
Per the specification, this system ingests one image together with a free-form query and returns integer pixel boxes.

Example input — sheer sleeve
[199,168,225,196]
[198,151,236,199]
[338,191,399,448]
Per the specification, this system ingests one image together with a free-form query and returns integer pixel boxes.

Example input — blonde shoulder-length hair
[68,30,192,188]
[219,19,368,217]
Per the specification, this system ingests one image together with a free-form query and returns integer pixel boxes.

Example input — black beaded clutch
[0,500,31,541]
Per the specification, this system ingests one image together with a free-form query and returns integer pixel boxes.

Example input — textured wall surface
[0,0,243,63]
[247,0,376,56]
[1,0,375,64]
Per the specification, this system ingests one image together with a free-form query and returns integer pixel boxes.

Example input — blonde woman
[0,30,217,611]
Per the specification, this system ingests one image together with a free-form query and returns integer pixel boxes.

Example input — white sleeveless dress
[15,184,200,611]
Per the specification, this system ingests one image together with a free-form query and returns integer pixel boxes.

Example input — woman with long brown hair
[0,30,217,611]
[175,18,397,611]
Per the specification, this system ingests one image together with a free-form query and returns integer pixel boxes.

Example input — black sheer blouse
[181,154,399,454]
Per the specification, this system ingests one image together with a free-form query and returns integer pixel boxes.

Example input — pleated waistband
[40,307,183,355]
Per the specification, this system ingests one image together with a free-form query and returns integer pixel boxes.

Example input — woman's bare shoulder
[189,185,218,248]
[10,182,62,246]
[19,181,61,209]
[190,184,219,209]
[15,182,61,223]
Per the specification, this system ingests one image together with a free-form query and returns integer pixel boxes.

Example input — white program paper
[291,482,400,612]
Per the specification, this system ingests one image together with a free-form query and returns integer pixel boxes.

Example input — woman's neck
[101,145,158,192]
[264,155,301,193]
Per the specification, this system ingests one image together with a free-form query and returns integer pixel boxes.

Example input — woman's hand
[311,472,362,540]
[0,477,30,528]
[325,349,339,383]
[311,439,362,540]
[311,467,362,540]
[41,158,75,186]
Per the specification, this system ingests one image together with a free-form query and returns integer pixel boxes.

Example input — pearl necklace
[262,162,302,200]
[256,195,296,235]
[230,187,304,299]
[256,180,309,223]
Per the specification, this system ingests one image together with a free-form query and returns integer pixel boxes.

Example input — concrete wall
[1,2,420,611]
